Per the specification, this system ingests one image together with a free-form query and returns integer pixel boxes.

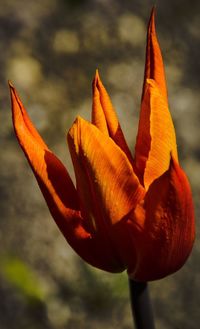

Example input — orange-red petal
[9,84,93,250]
[92,71,133,163]
[68,116,145,228]
[144,79,178,189]
[9,84,131,273]
[92,71,109,136]
[135,8,178,188]
[68,116,145,270]
[127,157,195,281]
[142,7,167,101]
[135,79,178,189]
[9,83,79,213]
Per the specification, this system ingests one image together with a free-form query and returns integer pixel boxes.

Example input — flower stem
[129,279,155,329]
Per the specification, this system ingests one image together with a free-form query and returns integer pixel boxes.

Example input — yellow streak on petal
[144,79,178,190]
[68,116,145,230]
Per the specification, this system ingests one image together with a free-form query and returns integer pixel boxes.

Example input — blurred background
[0,0,200,328]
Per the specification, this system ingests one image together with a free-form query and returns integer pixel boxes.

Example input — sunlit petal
[68,116,145,231]
[142,7,167,101]
[92,70,133,163]
[143,79,178,189]
[135,79,178,189]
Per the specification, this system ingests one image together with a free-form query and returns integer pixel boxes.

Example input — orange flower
[9,9,195,281]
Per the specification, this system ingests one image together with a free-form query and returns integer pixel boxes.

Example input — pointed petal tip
[93,69,99,89]
[149,6,156,33]
[151,5,156,17]
[8,82,19,104]
[95,68,100,79]
[68,115,85,139]
[8,81,16,98]
[93,69,104,97]
[75,115,84,124]
[93,68,101,87]
[8,80,14,89]
[9,81,18,107]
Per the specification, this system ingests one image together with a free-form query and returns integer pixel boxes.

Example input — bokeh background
[1,0,200,328]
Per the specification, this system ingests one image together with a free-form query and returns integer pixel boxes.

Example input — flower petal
[9,84,90,244]
[9,83,79,212]
[68,116,145,230]
[68,116,145,271]
[92,70,133,163]
[144,80,178,188]
[135,79,178,190]
[134,8,176,188]
[10,84,128,273]
[92,71,109,136]
[142,7,167,101]
[127,157,195,281]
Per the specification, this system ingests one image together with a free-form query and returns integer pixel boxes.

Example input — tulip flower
[9,9,195,282]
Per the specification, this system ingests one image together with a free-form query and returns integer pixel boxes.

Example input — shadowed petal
[127,157,195,281]
[92,71,133,164]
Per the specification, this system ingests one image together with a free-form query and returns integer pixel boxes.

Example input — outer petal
[9,84,130,273]
[9,84,85,232]
[92,71,134,164]
[142,7,167,101]
[127,157,195,281]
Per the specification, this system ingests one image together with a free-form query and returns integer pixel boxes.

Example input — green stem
[129,279,155,329]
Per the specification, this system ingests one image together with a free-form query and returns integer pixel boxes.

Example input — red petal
[127,157,195,281]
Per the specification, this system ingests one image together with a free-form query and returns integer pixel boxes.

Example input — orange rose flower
[9,9,195,281]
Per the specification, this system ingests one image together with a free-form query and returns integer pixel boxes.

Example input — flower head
[9,9,195,281]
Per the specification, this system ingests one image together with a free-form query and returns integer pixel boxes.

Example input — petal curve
[68,116,145,231]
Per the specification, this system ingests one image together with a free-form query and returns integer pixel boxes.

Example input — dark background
[0,0,200,328]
